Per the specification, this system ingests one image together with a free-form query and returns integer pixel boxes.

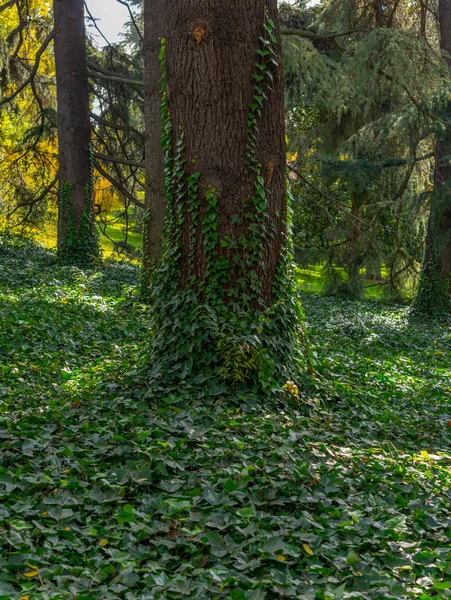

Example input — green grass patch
[297,264,405,301]
[0,237,450,599]
[36,220,143,258]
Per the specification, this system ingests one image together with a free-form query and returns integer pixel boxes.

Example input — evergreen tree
[282,0,439,299]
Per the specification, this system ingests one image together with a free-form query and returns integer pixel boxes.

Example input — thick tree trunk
[142,0,166,291]
[164,0,286,304]
[145,0,305,390]
[414,0,451,315]
[54,0,98,264]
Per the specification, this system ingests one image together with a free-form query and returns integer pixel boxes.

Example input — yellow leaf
[65,527,71,531]
[303,544,314,556]
[24,571,38,578]
[420,451,429,458]
[41,511,48,516]
[276,554,286,562]
[399,565,412,570]
[99,539,109,547]
[22,596,30,600]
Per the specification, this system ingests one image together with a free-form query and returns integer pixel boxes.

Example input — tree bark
[164,0,286,305]
[54,0,97,263]
[142,0,167,290]
[414,0,451,315]
[145,0,305,389]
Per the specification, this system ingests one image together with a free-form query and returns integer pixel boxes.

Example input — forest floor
[0,236,450,600]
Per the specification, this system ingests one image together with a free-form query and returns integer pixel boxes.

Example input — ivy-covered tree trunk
[54,0,98,264]
[413,0,451,316]
[142,0,166,293]
[145,0,305,393]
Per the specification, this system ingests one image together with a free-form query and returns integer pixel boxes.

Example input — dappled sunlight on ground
[0,238,450,599]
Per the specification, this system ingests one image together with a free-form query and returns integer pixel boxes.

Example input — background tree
[53,0,99,264]
[142,0,166,291]
[413,0,451,317]
[87,0,146,256]
[0,0,58,231]
[281,0,440,299]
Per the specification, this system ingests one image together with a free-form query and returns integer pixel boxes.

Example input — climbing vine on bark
[58,147,100,266]
[143,6,309,397]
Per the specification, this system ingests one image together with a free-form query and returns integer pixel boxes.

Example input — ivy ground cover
[0,238,450,600]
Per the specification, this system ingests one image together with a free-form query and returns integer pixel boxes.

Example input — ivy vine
[58,146,100,266]
[412,184,451,318]
[143,16,310,398]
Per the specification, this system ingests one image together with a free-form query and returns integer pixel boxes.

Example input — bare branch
[7,175,58,221]
[115,0,143,44]
[0,0,17,14]
[91,112,144,139]
[281,27,369,41]
[88,67,144,89]
[94,152,144,168]
[88,60,143,82]
[84,1,113,48]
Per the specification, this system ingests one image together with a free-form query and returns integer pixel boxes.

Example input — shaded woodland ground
[1,236,450,600]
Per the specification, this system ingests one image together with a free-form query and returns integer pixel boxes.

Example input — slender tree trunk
[345,193,364,297]
[142,0,166,292]
[146,0,305,390]
[366,262,382,281]
[414,0,451,316]
[54,0,98,264]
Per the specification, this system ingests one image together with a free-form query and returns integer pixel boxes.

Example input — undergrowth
[0,237,450,599]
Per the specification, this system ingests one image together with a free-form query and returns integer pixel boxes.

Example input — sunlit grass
[37,220,143,258]
[297,264,410,301]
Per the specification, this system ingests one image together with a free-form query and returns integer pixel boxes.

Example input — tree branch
[280,27,369,41]
[88,68,144,89]
[0,0,17,13]
[115,0,143,44]
[0,29,54,106]
[94,160,144,208]
[94,152,144,168]
[91,111,144,139]
[88,60,144,87]
[7,175,58,221]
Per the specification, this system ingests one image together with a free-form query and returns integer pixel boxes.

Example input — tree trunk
[366,262,382,281]
[165,0,286,302]
[54,0,98,264]
[414,0,451,316]
[142,0,166,293]
[146,0,305,391]
[345,193,364,297]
